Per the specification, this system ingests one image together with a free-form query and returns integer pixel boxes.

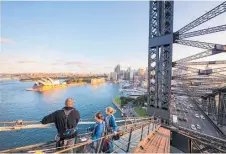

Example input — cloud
[17,60,38,64]
[51,62,59,65]
[64,61,84,65]
[0,38,13,44]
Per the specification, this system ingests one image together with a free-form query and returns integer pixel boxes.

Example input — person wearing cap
[41,98,80,152]
[105,107,118,152]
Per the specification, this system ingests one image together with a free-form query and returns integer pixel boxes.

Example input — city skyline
[1,1,225,73]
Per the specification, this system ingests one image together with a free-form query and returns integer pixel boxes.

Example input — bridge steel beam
[217,92,226,126]
[147,1,174,120]
[176,1,226,34]
[177,60,226,66]
[202,97,208,112]
[208,96,216,116]
[178,24,226,39]
[175,39,221,49]
[173,48,226,64]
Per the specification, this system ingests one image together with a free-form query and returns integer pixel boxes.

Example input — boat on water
[26,77,67,92]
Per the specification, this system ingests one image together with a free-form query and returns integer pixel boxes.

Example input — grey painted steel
[218,92,226,126]
[149,34,174,47]
[176,1,226,34]
[162,124,226,152]
[148,1,173,120]
[174,65,226,79]
[147,0,226,146]
[192,98,226,137]
[148,1,159,109]
[175,39,222,49]
[174,49,226,64]
[180,60,226,65]
[208,96,215,116]
[173,76,226,82]
[179,24,226,39]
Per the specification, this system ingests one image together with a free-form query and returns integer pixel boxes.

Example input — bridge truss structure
[147,1,226,128]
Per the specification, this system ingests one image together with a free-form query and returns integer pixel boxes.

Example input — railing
[54,120,160,153]
[2,116,226,153]
[0,117,150,132]
[192,97,226,138]
[162,123,226,153]
[0,117,157,153]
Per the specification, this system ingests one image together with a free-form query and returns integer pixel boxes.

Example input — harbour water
[0,80,121,150]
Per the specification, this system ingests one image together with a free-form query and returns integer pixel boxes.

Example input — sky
[0,1,225,73]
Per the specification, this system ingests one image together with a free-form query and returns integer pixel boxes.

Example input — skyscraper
[114,64,120,80]
[127,67,133,81]
[138,68,145,76]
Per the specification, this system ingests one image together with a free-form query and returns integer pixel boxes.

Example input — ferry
[26,77,67,92]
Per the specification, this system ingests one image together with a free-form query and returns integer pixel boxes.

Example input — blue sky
[1,1,225,73]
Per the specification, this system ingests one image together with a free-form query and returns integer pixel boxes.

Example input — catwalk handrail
[0,117,150,132]
[55,120,158,153]
[0,120,155,153]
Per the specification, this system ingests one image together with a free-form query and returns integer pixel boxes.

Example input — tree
[135,95,148,107]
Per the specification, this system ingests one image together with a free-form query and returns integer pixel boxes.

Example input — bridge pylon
[147,1,174,120]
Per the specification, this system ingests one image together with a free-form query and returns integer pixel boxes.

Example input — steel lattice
[176,1,226,34]
[179,24,226,39]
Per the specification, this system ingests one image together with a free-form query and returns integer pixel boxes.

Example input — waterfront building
[144,68,148,80]
[110,72,117,81]
[120,70,125,80]
[91,78,105,85]
[126,67,134,81]
[129,70,134,81]
[141,80,148,88]
[138,68,145,76]
[107,73,111,80]
[114,64,120,80]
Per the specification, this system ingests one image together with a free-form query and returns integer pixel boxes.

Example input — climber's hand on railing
[87,139,93,144]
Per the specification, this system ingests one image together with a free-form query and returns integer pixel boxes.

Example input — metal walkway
[133,127,170,153]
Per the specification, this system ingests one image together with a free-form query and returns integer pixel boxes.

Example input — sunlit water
[0,80,121,150]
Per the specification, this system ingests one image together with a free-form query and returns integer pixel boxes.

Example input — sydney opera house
[26,78,67,92]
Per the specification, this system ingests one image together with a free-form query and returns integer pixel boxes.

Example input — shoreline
[112,99,123,113]
[67,82,88,86]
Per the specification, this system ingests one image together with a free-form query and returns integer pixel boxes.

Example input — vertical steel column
[147,0,174,120]
[213,96,217,120]
[147,123,150,135]
[140,126,144,141]
[126,128,133,152]
[218,92,226,126]
[218,92,222,125]
[148,1,160,108]
[160,1,174,110]
[223,93,226,126]
[210,96,215,116]
[207,97,212,116]
[222,93,226,126]
[217,92,223,125]
[202,97,208,112]
[188,139,192,153]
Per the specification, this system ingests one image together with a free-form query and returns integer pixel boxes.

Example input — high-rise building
[138,68,145,76]
[108,73,111,80]
[127,67,134,81]
[114,65,120,80]
[144,68,148,80]
[112,72,117,81]
[130,70,133,81]
[120,70,125,80]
